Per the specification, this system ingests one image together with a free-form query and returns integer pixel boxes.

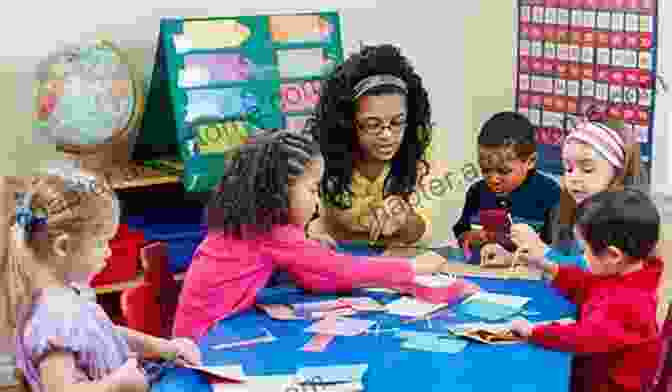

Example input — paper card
[640,33,653,49]
[386,297,447,318]
[596,12,611,30]
[612,49,627,67]
[339,297,386,312]
[277,49,332,79]
[520,6,531,23]
[183,364,247,382]
[544,42,557,59]
[568,45,580,62]
[193,120,248,155]
[639,88,652,106]
[625,13,639,32]
[173,35,193,54]
[554,96,568,112]
[624,50,638,68]
[414,274,457,288]
[297,364,369,383]
[639,52,652,70]
[269,15,332,43]
[639,15,653,33]
[623,107,637,121]
[611,12,625,31]
[636,124,649,143]
[292,300,346,313]
[301,333,335,352]
[567,80,580,97]
[185,89,245,122]
[545,7,558,24]
[519,40,530,57]
[623,87,639,104]
[581,47,594,64]
[257,304,302,320]
[570,10,583,27]
[610,85,624,103]
[557,9,570,25]
[582,79,596,97]
[532,6,545,23]
[597,31,610,47]
[211,328,277,350]
[280,81,321,113]
[401,335,469,353]
[597,48,611,65]
[464,292,531,308]
[595,83,608,102]
[180,54,254,86]
[182,20,251,49]
[212,375,295,392]
[583,11,596,28]
[528,108,541,126]
[530,41,543,58]
[450,328,522,345]
[305,317,375,336]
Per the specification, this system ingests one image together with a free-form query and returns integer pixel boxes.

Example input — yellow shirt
[323,164,433,242]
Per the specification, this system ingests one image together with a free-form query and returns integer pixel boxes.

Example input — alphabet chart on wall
[515,0,659,177]
[134,13,343,192]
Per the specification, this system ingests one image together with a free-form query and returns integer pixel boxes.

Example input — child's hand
[161,338,202,366]
[460,230,491,249]
[509,318,534,338]
[513,248,558,277]
[510,224,546,259]
[308,232,339,250]
[480,243,513,267]
[109,353,149,392]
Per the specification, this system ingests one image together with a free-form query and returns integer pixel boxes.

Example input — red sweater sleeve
[530,296,657,354]
[550,265,593,305]
[263,226,415,293]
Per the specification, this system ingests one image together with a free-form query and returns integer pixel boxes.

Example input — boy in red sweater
[511,188,662,392]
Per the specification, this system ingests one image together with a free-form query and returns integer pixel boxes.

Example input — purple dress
[15,287,130,392]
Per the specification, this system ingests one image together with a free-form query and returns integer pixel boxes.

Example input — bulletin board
[132,13,343,192]
[515,0,659,176]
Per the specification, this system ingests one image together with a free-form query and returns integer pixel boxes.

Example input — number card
[134,13,344,192]
[515,1,658,178]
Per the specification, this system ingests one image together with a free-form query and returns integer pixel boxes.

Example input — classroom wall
[0,2,516,242]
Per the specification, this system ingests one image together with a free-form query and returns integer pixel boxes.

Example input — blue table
[153,277,576,392]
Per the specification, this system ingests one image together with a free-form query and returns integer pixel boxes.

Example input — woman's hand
[369,196,411,242]
[509,318,534,339]
[108,353,149,392]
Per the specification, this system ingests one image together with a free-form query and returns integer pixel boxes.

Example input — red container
[91,224,145,287]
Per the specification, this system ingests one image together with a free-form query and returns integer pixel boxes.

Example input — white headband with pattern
[352,74,408,100]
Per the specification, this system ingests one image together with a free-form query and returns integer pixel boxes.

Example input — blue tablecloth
[153,276,576,392]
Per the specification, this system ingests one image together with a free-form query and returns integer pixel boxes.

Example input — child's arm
[116,326,201,364]
[39,351,146,392]
[547,264,592,304]
[528,297,657,354]
[453,182,481,241]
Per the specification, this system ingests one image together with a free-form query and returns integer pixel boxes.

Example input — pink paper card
[305,317,375,336]
[280,81,321,112]
[300,334,335,352]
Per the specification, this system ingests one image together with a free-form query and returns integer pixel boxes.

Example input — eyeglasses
[356,118,407,136]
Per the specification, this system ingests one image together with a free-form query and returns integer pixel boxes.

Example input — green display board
[133,13,344,192]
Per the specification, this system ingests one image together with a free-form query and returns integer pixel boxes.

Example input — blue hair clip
[15,192,48,237]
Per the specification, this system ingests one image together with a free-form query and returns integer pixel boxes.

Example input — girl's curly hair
[206,130,320,238]
[307,44,433,209]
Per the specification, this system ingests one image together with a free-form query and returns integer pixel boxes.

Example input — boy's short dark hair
[478,111,537,160]
[576,189,660,259]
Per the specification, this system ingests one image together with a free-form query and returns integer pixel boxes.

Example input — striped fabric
[564,121,626,169]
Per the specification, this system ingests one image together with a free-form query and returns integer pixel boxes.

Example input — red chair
[120,242,181,338]
[647,304,672,392]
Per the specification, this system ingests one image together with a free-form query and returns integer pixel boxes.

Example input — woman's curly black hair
[307,44,433,209]
[206,130,320,238]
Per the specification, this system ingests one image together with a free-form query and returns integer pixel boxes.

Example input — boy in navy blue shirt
[454,112,560,250]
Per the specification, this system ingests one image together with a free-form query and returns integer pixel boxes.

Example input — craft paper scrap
[338,297,386,312]
[292,300,347,313]
[385,297,447,318]
[182,364,246,382]
[463,292,531,308]
[257,304,301,320]
[269,14,332,42]
[305,317,375,336]
[300,333,335,352]
[211,375,295,392]
[401,336,469,354]
[212,328,276,350]
[181,20,251,49]
[456,300,522,321]
[311,308,357,319]
[414,274,457,288]
[297,364,368,383]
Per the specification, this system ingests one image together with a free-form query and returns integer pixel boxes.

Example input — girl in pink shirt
[173,130,480,340]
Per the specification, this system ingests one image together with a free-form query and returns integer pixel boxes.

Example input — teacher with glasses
[306,44,437,250]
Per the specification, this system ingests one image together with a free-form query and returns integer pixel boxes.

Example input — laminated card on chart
[133,13,344,192]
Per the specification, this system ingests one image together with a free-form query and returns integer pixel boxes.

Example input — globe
[33,40,142,152]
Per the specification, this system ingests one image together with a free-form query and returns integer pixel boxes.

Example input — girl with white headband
[306,44,439,253]
[510,116,647,268]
